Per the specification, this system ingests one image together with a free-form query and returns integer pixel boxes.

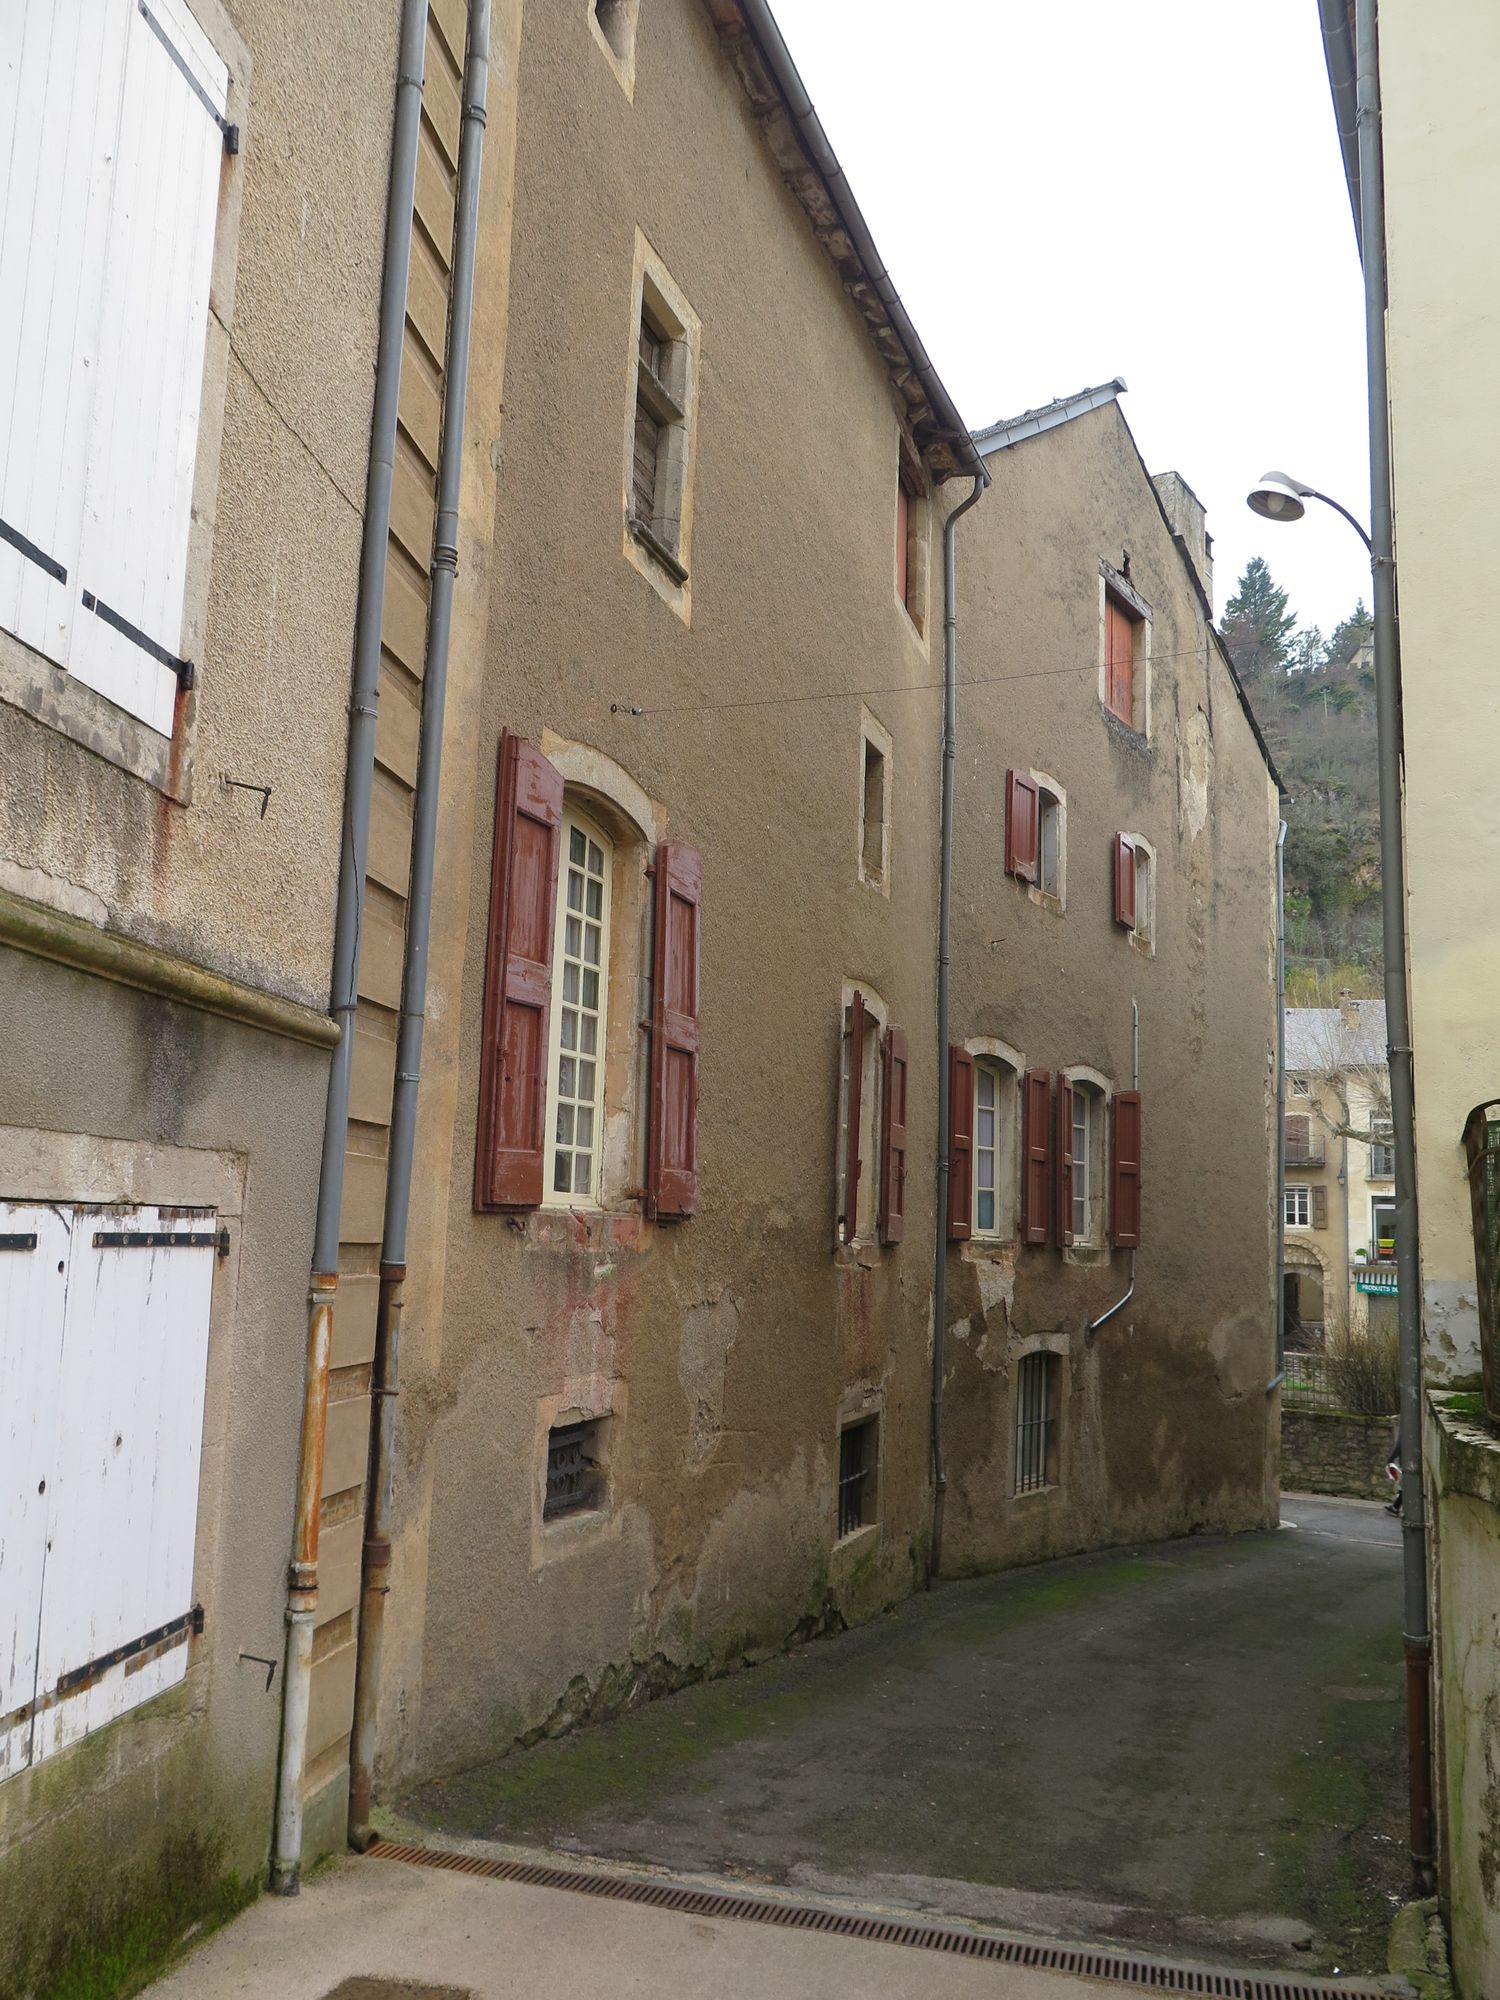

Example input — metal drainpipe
[1272,819,1287,1387]
[269,0,429,1898]
[927,468,988,1589]
[1088,1002,1139,1336]
[1354,0,1433,1891]
[348,0,490,1853]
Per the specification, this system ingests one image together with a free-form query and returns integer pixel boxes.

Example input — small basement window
[544,1418,606,1520]
[1014,1351,1060,1495]
[837,1415,879,1537]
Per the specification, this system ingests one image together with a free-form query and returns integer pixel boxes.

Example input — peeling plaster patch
[0,856,109,928]
[559,1305,615,1420]
[950,1314,973,1345]
[1206,1311,1266,1401]
[1179,705,1213,841]
[679,1286,742,1468]
[1425,1281,1481,1379]
[973,1255,1016,1319]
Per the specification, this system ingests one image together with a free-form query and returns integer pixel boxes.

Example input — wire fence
[1282,1352,1342,1412]
[1282,1342,1399,1419]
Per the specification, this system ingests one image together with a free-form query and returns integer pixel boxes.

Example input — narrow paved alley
[396,1496,1406,1983]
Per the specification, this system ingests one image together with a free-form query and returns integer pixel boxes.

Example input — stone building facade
[0,0,402,1985]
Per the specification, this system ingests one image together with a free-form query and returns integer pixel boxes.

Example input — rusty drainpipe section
[928,466,988,1588]
[348,0,491,1852]
[269,0,429,1898]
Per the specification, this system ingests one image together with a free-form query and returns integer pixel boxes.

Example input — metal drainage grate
[367,1841,1391,1999]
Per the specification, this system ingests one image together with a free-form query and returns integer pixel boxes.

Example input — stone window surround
[0,0,250,805]
[857,706,893,895]
[1098,560,1153,743]
[1028,769,1066,912]
[621,231,702,625]
[1010,1334,1068,1501]
[895,441,932,651]
[836,979,888,1256]
[832,1381,884,1553]
[963,1034,1025,1250]
[1122,831,1157,956]
[588,0,641,98]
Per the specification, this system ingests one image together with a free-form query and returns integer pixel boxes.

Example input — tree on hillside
[1221,556,1297,681]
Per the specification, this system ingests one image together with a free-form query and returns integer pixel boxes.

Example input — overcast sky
[769,0,1372,642]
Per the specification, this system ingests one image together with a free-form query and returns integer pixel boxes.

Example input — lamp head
[1247,471,1311,524]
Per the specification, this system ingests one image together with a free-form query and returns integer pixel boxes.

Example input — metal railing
[1283,1135,1327,1167]
[1282,1352,1341,1412]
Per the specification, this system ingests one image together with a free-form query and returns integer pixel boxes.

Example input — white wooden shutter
[69,0,228,734]
[10,1204,216,1767]
[0,2,132,669]
[0,1205,72,1780]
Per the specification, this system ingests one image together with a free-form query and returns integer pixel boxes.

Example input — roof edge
[973,378,1128,455]
[701,0,981,480]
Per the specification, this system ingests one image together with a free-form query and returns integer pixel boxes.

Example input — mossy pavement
[404,1494,1409,1977]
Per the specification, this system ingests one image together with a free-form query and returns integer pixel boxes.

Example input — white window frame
[1290,1076,1312,1097]
[1031,771,1066,907]
[1285,1184,1311,1230]
[542,806,614,1210]
[1367,1120,1395,1181]
[0,0,248,792]
[1122,833,1156,953]
[1062,1068,1109,1251]
[968,1041,1022,1244]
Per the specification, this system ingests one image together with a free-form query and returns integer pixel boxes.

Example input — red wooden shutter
[840,991,866,1242]
[879,1025,908,1245]
[1055,1075,1074,1249]
[1113,834,1137,929]
[474,731,564,1210]
[895,482,910,608]
[948,1043,974,1241]
[1021,1068,1052,1245]
[1111,1089,1142,1248]
[647,842,702,1220]
[1106,597,1134,723]
[1005,770,1040,882]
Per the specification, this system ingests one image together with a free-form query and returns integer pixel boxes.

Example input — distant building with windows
[1281,997,1395,1347]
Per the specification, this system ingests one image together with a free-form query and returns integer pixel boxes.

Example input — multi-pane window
[976,1066,999,1234]
[1284,1184,1311,1228]
[545,812,612,1205]
[1015,1351,1060,1495]
[1072,1091,1089,1241]
[1369,1123,1395,1180]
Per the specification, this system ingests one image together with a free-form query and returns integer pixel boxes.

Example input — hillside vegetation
[1221,558,1381,981]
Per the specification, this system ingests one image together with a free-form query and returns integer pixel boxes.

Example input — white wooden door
[0,1204,71,1780]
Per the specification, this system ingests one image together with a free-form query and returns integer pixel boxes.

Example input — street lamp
[1246,453,1433,1887]
[1247,469,1373,553]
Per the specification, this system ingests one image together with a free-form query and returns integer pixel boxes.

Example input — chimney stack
[1152,471,1213,605]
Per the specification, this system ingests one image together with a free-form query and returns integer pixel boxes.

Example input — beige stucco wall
[939,404,1279,1575]
[1381,0,1500,1383]
[379,0,951,1787]
[0,0,396,1982]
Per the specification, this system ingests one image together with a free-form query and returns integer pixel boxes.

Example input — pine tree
[1221,557,1297,681]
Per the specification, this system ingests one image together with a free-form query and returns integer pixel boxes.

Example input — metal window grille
[1015,1352,1057,1495]
[544,1420,603,1521]
[837,1418,876,1537]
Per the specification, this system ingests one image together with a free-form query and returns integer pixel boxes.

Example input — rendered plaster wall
[1427,1395,1500,2000]
[0,954,326,1997]
[938,402,1279,1576]
[380,0,949,1787]
[1379,0,1500,1384]
[0,0,394,1009]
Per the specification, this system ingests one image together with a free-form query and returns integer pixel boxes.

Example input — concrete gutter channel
[354,1834,1411,2000]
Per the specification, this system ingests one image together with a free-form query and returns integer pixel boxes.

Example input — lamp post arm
[1305,487,1375,555]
